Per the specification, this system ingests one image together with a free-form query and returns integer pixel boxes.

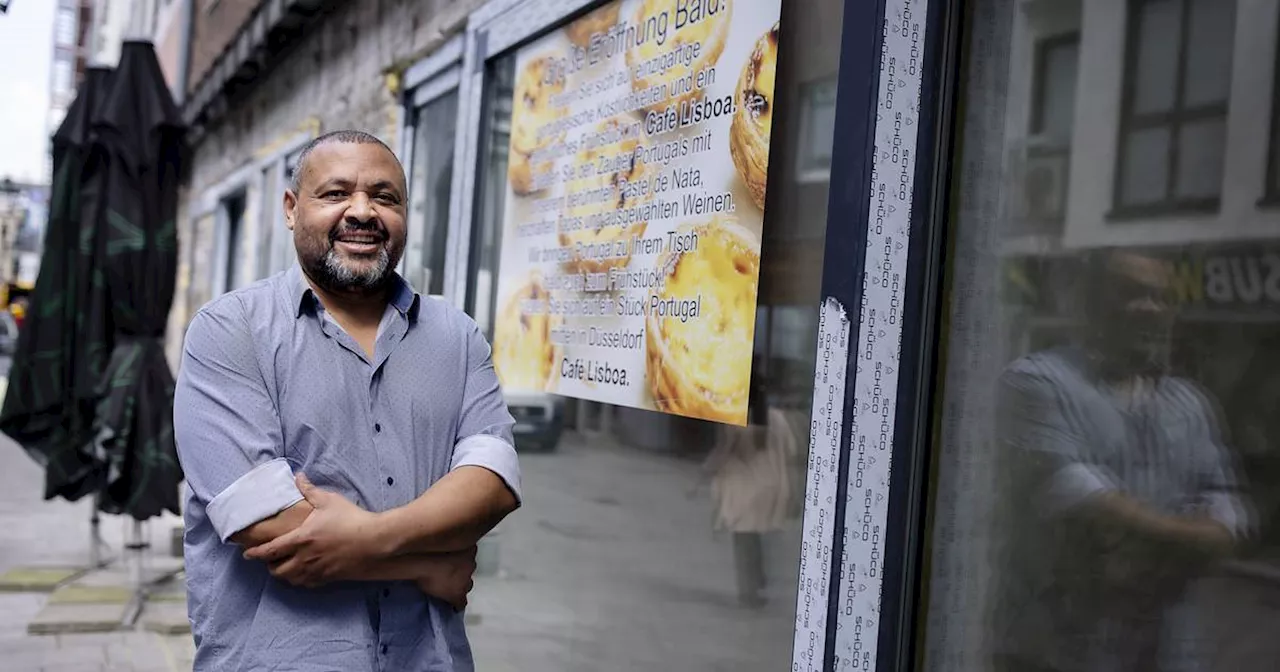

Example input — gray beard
[310,246,392,293]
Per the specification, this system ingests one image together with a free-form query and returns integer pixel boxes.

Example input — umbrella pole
[89,508,101,568]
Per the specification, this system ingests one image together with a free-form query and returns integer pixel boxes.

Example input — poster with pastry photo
[492,0,783,426]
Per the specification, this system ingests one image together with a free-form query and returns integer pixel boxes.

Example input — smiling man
[173,130,521,672]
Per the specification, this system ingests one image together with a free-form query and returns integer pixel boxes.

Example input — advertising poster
[491,0,783,426]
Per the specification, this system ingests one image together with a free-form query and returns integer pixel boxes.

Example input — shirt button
[380,644,388,655]
[374,423,382,433]
[386,476,394,486]
[382,588,390,598]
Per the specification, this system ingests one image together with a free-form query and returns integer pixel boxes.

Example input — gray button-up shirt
[173,265,520,672]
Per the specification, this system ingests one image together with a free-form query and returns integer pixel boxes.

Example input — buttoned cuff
[1042,463,1115,517]
[206,458,305,543]
[451,435,522,505]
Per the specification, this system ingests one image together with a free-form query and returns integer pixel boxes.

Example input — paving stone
[40,664,105,672]
[139,602,190,636]
[5,644,107,668]
[55,632,126,647]
[47,585,133,605]
[0,567,87,593]
[27,603,125,635]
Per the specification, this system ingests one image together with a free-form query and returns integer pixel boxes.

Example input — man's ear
[283,189,298,231]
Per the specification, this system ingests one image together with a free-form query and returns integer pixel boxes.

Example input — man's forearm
[1088,491,1234,557]
[232,500,455,583]
[231,500,313,549]
[371,466,518,557]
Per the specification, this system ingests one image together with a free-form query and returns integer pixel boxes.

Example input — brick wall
[170,0,485,351]
[188,0,481,194]
[187,0,260,95]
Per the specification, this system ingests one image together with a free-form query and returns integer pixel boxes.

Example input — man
[991,249,1249,672]
[173,130,521,672]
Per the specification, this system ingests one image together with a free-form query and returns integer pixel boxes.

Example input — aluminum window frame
[441,1,967,671]
[398,33,465,300]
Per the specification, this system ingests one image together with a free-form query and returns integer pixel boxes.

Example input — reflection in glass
[924,1,1279,671]
[408,90,458,296]
[461,0,841,668]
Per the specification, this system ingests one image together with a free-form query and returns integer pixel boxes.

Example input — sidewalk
[0,432,193,671]
[467,431,803,671]
[0,427,803,671]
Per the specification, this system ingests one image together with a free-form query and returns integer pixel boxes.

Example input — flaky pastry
[508,56,566,196]
[492,273,561,392]
[730,22,778,211]
[645,216,760,425]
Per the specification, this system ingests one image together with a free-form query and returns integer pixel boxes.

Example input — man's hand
[415,546,478,611]
[243,473,380,587]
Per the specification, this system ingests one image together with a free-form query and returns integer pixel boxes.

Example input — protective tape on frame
[833,0,928,670]
[792,297,851,672]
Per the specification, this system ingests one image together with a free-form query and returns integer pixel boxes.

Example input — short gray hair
[289,130,398,194]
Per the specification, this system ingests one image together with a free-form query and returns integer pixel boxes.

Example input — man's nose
[344,192,375,223]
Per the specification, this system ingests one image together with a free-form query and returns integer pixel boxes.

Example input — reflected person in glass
[702,373,800,608]
[991,249,1250,672]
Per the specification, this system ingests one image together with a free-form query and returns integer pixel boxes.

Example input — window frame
[398,34,465,300]
[1265,7,1280,205]
[445,0,958,670]
[795,76,840,184]
[1111,0,1236,219]
[1028,32,1081,140]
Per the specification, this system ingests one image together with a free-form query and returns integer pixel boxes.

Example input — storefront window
[407,90,458,296]
[923,1,1280,670]
[462,0,843,667]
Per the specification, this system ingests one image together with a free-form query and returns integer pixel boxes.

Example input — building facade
[170,0,1280,670]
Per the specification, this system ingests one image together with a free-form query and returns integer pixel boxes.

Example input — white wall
[1006,0,1280,252]
[1072,0,1277,249]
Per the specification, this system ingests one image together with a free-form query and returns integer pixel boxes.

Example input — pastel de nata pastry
[565,2,621,48]
[508,56,566,196]
[558,118,650,274]
[626,0,732,114]
[730,22,779,211]
[492,274,560,393]
[646,216,760,425]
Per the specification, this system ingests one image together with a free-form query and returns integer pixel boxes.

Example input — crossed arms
[173,301,520,609]
[997,365,1245,574]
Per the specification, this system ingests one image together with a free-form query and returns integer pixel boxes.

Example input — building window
[53,59,74,97]
[218,191,246,293]
[796,78,838,182]
[1013,34,1079,234]
[407,89,459,296]
[56,8,76,46]
[1266,9,1280,202]
[1114,0,1235,215]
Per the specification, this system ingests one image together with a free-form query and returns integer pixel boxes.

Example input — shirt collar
[288,264,420,321]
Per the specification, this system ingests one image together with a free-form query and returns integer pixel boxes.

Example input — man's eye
[375,193,400,205]
[321,191,347,200]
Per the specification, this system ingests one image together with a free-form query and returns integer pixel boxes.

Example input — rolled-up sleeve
[173,302,302,542]
[997,364,1118,517]
[1182,382,1252,540]
[452,319,521,504]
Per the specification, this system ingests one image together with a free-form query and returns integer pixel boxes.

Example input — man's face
[1092,252,1177,374]
[284,142,408,294]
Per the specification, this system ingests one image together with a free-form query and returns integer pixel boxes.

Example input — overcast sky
[0,0,55,184]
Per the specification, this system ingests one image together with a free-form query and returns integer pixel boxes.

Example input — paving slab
[27,603,127,635]
[47,584,134,605]
[0,566,88,593]
[139,601,190,635]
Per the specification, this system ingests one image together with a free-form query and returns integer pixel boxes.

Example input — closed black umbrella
[0,66,117,503]
[90,40,186,520]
